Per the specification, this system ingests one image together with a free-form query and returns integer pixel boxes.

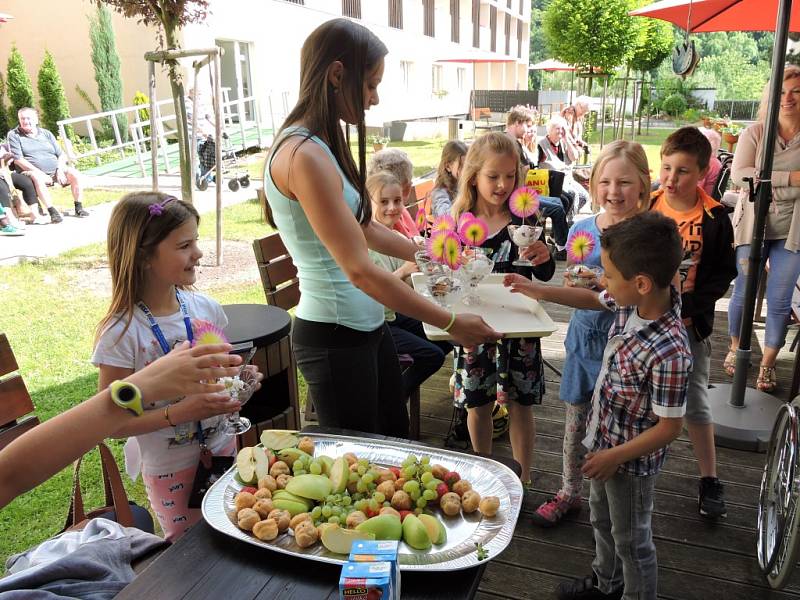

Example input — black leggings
[0,173,37,209]
[292,319,409,438]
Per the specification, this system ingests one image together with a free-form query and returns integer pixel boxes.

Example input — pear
[329,457,349,494]
[320,524,375,555]
[271,497,311,516]
[236,447,268,486]
[418,514,447,545]
[260,430,299,451]
[402,514,432,550]
[271,489,313,510]
[355,514,402,541]
[285,474,333,501]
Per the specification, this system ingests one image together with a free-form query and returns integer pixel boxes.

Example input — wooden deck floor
[411,268,800,599]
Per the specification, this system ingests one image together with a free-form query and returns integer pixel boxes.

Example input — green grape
[352,493,364,502]
[402,466,416,479]
[383,501,391,508]
[358,458,369,468]
[355,499,368,512]
[416,497,427,509]
[332,505,342,516]
[334,494,342,502]
[357,465,367,476]
[403,480,420,494]
[328,516,340,524]
[311,506,322,519]
[422,464,432,474]
[420,472,434,484]
[309,462,322,475]
[423,489,437,501]
[373,492,385,504]
[362,472,374,485]
[322,505,332,518]
[325,495,335,504]
[402,456,415,467]
[342,496,352,506]
[413,507,423,515]
[349,472,359,483]
[294,469,307,476]
[356,480,367,493]
[410,489,421,502]
[368,499,379,512]
[421,455,431,465]
[424,479,439,491]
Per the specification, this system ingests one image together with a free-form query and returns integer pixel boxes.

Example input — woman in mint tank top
[263,19,499,436]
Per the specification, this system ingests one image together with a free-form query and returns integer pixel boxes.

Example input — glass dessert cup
[459,248,494,306]
[423,263,461,308]
[566,264,604,290]
[507,224,543,267]
[220,367,259,435]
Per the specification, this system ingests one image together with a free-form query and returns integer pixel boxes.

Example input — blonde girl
[92,192,256,541]
[532,140,651,527]
[430,140,468,216]
[451,132,555,485]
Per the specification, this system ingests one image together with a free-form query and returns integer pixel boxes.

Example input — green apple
[320,524,375,555]
[272,497,310,516]
[356,514,402,541]
[260,430,299,451]
[402,514,432,550]
[318,455,334,476]
[272,489,313,510]
[236,447,268,485]
[418,514,447,545]
[329,457,349,494]
[277,447,312,468]
[285,474,333,501]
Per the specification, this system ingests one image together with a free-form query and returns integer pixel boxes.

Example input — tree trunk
[163,20,193,204]
[617,66,630,140]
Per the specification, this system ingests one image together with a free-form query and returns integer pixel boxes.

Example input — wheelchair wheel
[757,399,800,589]
[196,176,209,191]
[228,178,240,192]
[240,175,250,188]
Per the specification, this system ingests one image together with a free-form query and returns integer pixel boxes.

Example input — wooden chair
[0,333,39,451]
[252,228,422,439]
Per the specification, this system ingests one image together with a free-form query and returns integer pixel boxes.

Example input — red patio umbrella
[630,0,800,32]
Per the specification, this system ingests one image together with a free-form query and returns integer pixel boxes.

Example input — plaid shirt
[584,287,692,476]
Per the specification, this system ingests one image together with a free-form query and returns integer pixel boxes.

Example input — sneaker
[32,215,50,225]
[73,202,89,217]
[0,224,24,236]
[532,493,582,527]
[48,207,63,224]
[699,477,727,519]
[556,573,623,600]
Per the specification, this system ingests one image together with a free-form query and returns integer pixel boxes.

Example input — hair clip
[146,196,177,221]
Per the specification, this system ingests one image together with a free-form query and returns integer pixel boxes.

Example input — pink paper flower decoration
[458,216,489,247]
[192,321,229,347]
[427,230,462,270]
[416,208,428,233]
[566,230,598,264]
[431,214,456,232]
[457,211,476,229]
[508,186,540,219]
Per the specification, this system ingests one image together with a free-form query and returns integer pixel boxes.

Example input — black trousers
[389,313,452,398]
[292,319,409,438]
[0,172,37,209]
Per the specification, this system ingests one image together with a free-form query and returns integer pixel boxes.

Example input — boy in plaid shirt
[505,212,692,600]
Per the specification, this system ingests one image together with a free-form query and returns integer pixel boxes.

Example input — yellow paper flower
[431,214,456,232]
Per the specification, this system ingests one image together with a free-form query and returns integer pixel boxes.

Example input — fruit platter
[202,431,523,570]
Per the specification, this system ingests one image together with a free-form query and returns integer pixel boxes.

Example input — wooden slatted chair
[252,228,422,439]
[0,333,39,451]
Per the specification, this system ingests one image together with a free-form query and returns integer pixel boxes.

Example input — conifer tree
[37,50,74,138]
[90,4,127,140]
[0,73,8,139]
[6,45,35,130]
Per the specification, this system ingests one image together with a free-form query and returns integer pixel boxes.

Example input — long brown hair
[434,140,468,198]
[94,192,200,345]
[451,132,522,218]
[266,18,387,227]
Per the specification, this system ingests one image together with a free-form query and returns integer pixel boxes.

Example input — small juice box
[339,561,393,600]
[349,540,400,599]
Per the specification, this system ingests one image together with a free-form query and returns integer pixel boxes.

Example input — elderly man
[7,107,89,224]
[538,116,590,220]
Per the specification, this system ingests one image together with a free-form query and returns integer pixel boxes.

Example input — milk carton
[349,540,400,599]
[338,561,393,600]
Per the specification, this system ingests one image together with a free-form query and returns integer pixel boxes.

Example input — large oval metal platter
[202,433,523,571]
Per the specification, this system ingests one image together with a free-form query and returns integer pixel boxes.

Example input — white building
[0,0,531,133]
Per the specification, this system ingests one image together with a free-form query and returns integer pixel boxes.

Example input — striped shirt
[583,287,692,476]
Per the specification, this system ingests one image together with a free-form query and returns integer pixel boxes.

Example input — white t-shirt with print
[91,291,232,479]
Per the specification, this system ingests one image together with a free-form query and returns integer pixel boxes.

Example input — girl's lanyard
[137,292,207,454]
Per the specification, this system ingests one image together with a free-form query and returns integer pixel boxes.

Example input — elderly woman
[727,64,800,392]
[560,106,583,164]
[537,116,589,218]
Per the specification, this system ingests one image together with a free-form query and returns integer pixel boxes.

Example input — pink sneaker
[532,494,581,528]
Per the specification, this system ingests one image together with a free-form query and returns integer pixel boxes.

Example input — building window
[517,19,523,59]
[389,0,403,29]
[457,67,466,92]
[505,15,511,55]
[450,0,460,43]
[490,6,497,52]
[400,61,413,92]
[507,0,512,8]
[519,0,524,15]
[472,0,480,49]
[283,0,304,4]
[423,0,434,37]
[342,0,361,19]
[432,64,444,93]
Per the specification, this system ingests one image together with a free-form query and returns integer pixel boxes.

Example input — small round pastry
[461,490,481,514]
[290,512,312,530]
[253,499,274,519]
[237,508,260,531]
[270,461,290,478]
[346,510,367,528]
[294,520,319,548]
[440,492,462,517]
[258,475,278,492]
[452,480,472,497]
[276,474,292,489]
[252,518,279,541]
[234,491,257,512]
[254,487,272,500]
[479,495,500,517]
[267,509,291,532]
[297,436,315,455]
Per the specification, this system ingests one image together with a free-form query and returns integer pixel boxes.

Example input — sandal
[723,350,736,377]
[757,365,777,393]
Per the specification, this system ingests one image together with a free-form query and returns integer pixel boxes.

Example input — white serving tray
[411,273,558,341]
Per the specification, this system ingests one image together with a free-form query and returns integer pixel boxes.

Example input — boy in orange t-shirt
[650,126,737,519]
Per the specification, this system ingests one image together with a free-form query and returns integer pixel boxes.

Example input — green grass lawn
[50,187,130,210]
[0,199,270,572]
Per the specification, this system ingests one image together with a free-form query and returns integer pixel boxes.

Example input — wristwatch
[110,380,144,416]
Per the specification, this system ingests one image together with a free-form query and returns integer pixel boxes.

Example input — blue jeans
[728,240,800,349]
[591,472,658,600]
[538,195,569,247]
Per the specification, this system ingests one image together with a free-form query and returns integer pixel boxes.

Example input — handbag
[62,442,154,534]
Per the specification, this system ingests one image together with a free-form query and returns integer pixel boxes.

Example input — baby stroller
[196,133,250,192]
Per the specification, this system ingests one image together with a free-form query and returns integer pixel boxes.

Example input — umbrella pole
[706,0,791,452]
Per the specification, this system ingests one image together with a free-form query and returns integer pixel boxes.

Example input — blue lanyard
[137,291,193,355]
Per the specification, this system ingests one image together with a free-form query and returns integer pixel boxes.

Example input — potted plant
[722,123,743,146]
[699,109,717,128]
[712,116,731,133]
[368,135,389,152]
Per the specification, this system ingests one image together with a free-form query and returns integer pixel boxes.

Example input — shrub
[662,93,688,118]
[682,108,701,123]
[133,90,150,137]
[0,73,8,139]
[37,50,74,139]
[6,45,34,130]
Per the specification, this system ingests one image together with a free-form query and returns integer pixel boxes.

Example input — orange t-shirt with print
[651,189,704,295]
